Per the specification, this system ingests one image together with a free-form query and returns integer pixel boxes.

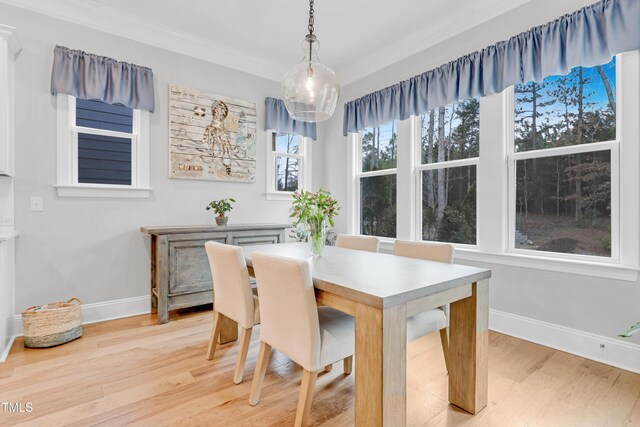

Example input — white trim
[0,334,15,363]
[456,248,639,281]
[265,191,294,201]
[346,133,359,234]
[73,126,136,140]
[11,295,150,338]
[415,156,479,171]
[509,140,617,160]
[358,168,398,178]
[617,51,640,269]
[489,309,640,374]
[56,95,151,198]
[55,184,152,198]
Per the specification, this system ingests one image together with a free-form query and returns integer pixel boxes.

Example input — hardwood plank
[2,310,639,427]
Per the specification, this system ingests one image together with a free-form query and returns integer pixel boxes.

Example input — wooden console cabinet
[141,224,288,324]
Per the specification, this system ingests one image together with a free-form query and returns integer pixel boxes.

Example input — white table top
[242,242,491,308]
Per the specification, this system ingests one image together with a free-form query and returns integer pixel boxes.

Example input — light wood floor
[1,307,639,426]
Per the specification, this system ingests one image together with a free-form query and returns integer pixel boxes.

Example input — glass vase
[307,217,326,258]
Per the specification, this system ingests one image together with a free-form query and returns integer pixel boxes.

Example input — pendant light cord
[308,0,314,36]
[307,0,314,64]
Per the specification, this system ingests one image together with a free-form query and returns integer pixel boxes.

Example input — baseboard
[0,335,16,363]
[489,309,640,374]
[12,295,151,337]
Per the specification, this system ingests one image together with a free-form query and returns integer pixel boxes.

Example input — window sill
[265,192,295,201]
[454,248,639,282]
[55,184,152,199]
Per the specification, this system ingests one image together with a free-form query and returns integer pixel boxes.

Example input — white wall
[324,0,640,349]
[0,4,321,313]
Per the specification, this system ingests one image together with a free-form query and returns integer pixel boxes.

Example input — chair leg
[439,327,450,372]
[343,356,353,375]
[249,341,272,406]
[294,369,318,427]
[233,327,253,384]
[206,311,223,360]
[324,364,333,372]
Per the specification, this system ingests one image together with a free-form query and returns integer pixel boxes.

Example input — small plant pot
[215,216,229,226]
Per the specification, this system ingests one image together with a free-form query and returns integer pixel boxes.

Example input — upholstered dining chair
[204,241,260,384]
[249,252,354,427]
[335,234,380,253]
[394,239,453,371]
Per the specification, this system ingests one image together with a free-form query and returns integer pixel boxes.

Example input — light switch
[30,196,44,212]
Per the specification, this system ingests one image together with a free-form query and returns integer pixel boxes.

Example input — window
[266,131,311,199]
[346,52,638,279]
[418,99,479,245]
[357,123,397,238]
[509,58,617,258]
[56,95,150,198]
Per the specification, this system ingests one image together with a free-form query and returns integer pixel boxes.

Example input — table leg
[355,302,407,427]
[217,314,239,344]
[448,280,489,414]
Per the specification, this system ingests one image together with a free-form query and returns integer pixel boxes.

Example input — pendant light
[282,0,339,123]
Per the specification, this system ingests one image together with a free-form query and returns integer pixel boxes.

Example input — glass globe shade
[282,35,340,123]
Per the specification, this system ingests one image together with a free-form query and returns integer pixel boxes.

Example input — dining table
[234,242,491,426]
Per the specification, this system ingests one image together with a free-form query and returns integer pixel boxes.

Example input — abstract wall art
[169,84,256,182]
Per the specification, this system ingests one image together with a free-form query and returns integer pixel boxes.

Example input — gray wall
[2,4,322,310]
[323,0,640,342]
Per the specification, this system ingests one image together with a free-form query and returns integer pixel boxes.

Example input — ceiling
[1,0,532,84]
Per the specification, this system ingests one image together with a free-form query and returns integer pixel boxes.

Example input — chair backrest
[251,252,322,372]
[393,240,454,263]
[204,241,255,327]
[335,234,380,253]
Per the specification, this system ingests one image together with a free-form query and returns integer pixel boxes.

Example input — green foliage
[436,186,476,244]
[290,189,340,228]
[205,198,236,217]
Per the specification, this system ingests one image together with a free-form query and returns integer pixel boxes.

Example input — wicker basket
[21,298,83,348]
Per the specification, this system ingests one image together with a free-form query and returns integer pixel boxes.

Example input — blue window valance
[51,45,155,112]
[264,97,317,140]
[343,0,639,135]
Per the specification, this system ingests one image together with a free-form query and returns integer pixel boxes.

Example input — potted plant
[206,198,236,226]
[290,189,340,258]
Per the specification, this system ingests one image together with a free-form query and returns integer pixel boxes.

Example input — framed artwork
[169,84,257,182]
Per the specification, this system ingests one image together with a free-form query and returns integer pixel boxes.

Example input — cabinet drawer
[231,230,284,246]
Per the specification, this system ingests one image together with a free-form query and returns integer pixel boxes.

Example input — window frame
[352,125,398,239]
[506,60,621,263]
[55,94,151,198]
[413,103,480,248]
[265,130,312,200]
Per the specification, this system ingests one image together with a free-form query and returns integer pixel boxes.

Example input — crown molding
[0,0,287,82]
[0,23,21,54]
[338,0,532,86]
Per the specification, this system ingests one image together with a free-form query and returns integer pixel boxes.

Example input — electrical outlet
[30,196,44,212]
